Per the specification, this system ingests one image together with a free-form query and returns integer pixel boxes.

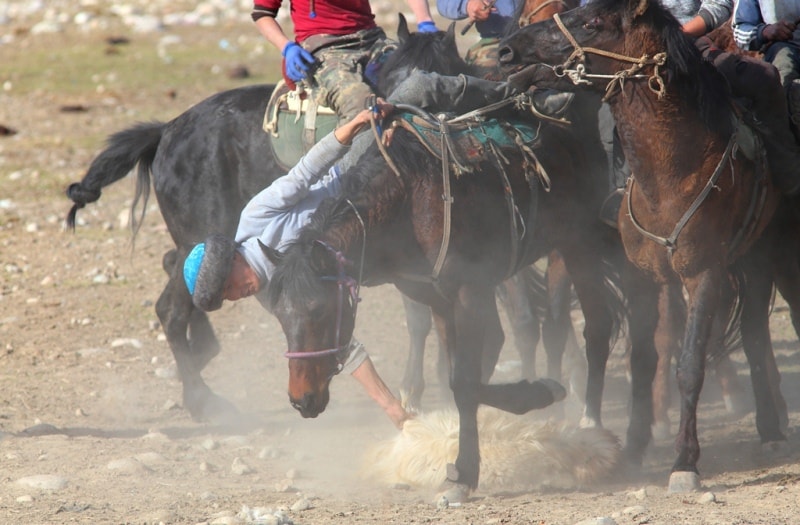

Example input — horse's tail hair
[65,121,164,243]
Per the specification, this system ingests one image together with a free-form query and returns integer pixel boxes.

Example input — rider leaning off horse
[251,0,438,123]
[182,71,569,430]
[676,0,800,196]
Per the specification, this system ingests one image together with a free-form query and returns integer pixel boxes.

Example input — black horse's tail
[65,121,164,241]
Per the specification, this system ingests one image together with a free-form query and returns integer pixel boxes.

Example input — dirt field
[1,20,800,525]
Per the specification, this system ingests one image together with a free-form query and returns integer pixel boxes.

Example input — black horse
[64,16,475,422]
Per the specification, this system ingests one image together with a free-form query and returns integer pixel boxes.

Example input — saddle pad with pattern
[394,114,542,176]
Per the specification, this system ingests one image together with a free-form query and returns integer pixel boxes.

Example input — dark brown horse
[264,58,622,501]
[498,0,789,491]
[398,0,587,414]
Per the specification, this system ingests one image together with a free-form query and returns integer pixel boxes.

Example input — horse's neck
[610,86,721,195]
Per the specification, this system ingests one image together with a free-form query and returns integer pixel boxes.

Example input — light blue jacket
[733,0,800,51]
[235,132,347,284]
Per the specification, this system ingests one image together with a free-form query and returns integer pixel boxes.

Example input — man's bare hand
[763,20,796,42]
[466,0,494,22]
[335,98,392,145]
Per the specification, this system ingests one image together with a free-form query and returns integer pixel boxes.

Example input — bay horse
[498,0,790,491]
[264,61,622,501]
[64,16,475,423]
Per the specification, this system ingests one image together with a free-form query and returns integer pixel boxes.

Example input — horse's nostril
[497,46,514,64]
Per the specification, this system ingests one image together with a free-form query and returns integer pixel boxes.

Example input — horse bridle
[283,200,366,374]
[546,13,667,101]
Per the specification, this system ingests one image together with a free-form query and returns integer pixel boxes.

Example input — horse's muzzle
[289,391,329,418]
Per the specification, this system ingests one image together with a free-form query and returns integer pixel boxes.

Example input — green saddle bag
[263,80,338,171]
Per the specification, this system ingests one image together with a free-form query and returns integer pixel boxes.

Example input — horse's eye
[583,17,602,31]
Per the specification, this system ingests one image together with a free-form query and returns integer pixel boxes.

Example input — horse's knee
[162,249,179,274]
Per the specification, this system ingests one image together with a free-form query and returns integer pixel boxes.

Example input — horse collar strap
[626,124,740,257]
[551,13,667,101]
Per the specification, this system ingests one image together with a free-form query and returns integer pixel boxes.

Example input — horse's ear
[445,21,456,43]
[397,13,410,42]
[258,240,283,266]
[631,0,649,17]
[309,241,334,274]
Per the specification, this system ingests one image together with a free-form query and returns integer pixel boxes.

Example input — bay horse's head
[266,239,359,418]
[498,0,688,95]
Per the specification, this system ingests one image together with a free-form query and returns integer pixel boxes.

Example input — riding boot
[788,79,800,142]
[531,89,575,119]
[759,114,800,196]
[697,39,800,197]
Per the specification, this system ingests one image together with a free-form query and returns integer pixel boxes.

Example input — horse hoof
[188,393,240,425]
[578,416,601,429]
[435,482,470,506]
[651,421,671,441]
[668,471,701,493]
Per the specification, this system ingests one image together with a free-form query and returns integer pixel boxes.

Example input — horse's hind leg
[623,272,662,466]
[739,260,786,445]
[712,354,749,417]
[543,251,572,382]
[497,273,540,381]
[156,250,237,422]
[651,283,684,440]
[559,246,614,429]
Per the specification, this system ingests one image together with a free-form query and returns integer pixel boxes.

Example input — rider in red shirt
[252,0,438,122]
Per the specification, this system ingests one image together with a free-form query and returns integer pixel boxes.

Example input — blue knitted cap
[183,243,205,295]
[182,235,237,311]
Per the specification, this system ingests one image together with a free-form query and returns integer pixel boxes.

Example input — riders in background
[437,0,517,67]
[684,0,800,196]
[612,0,800,198]
[733,1,800,143]
[251,0,438,123]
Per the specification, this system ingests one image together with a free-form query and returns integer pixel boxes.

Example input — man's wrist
[281,41,297,56]
[418,21,437,32]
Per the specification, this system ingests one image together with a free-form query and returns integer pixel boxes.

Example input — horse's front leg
[670,269,722,492]
[437,284,494,501]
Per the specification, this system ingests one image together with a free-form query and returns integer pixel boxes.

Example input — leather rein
[370,95,551,297]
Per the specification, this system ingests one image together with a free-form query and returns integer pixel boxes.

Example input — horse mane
[592,0,734,137]
[378,17,475,95]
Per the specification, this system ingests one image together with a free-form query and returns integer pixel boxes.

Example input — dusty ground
[1,22,800,525]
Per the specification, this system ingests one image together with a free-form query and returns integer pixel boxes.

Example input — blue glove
[417,21,438,33]
[282,42,315,82]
